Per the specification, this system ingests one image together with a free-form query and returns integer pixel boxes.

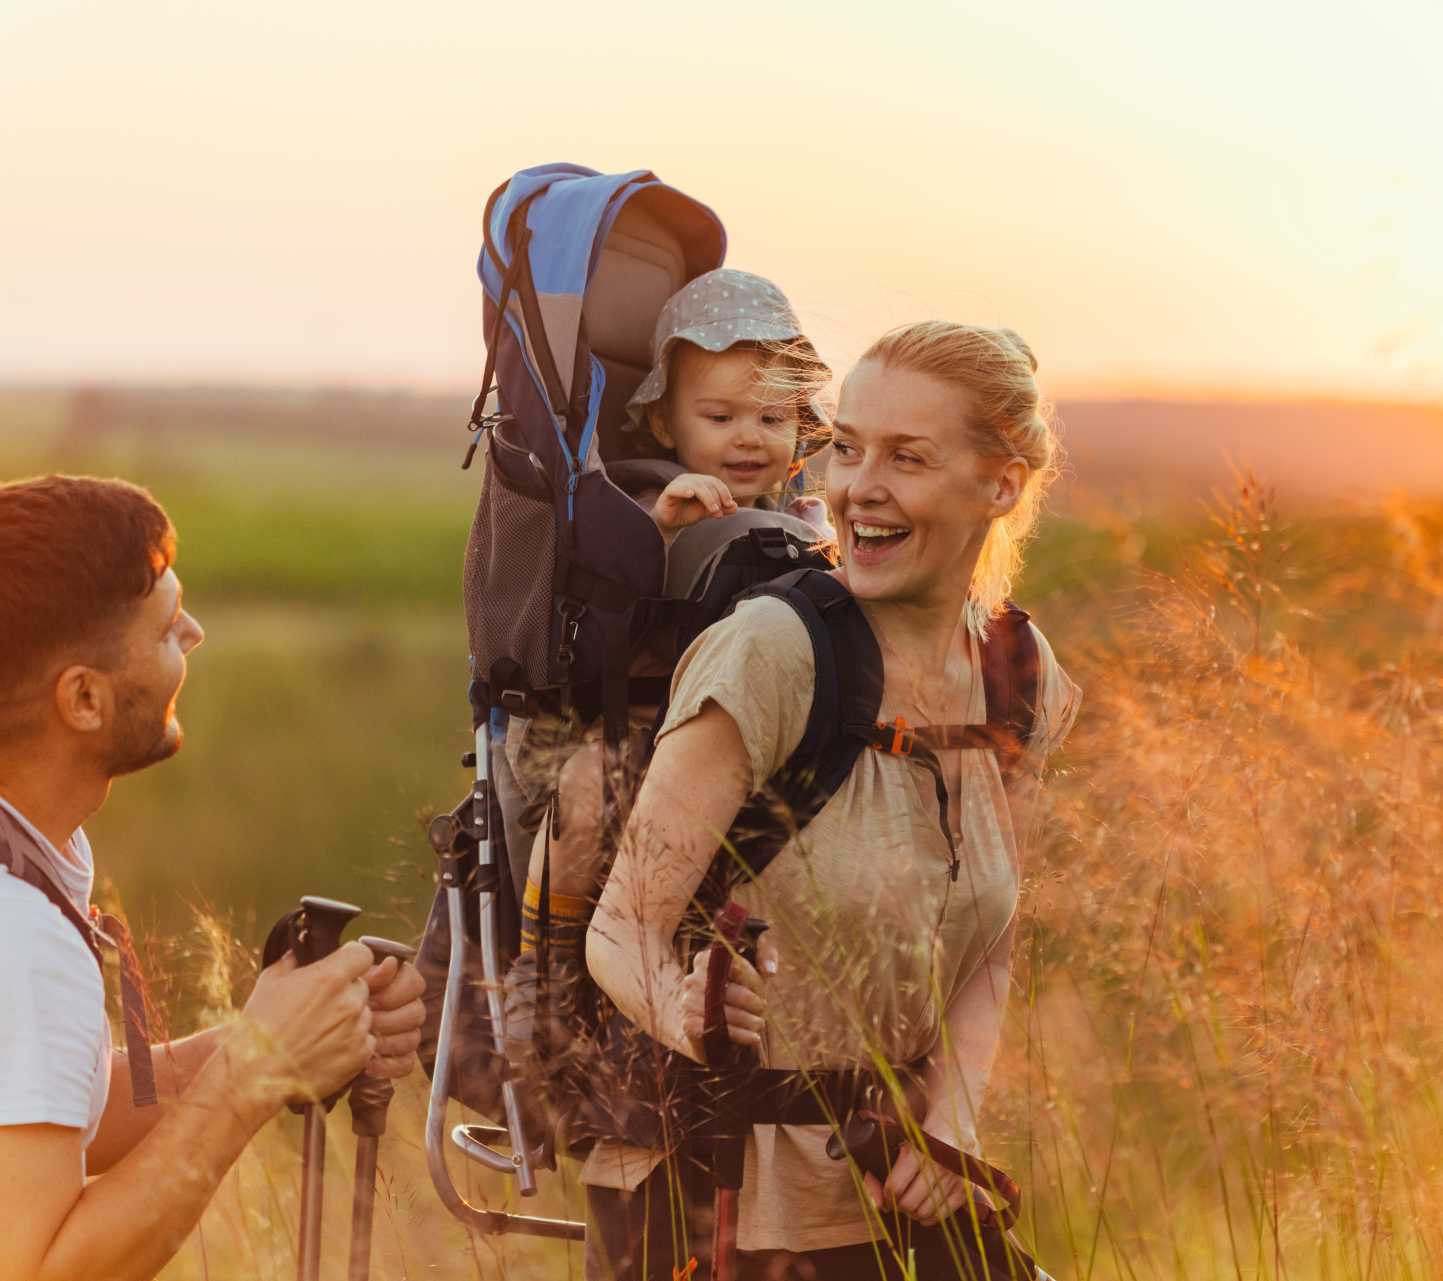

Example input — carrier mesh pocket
[463,445,557,692]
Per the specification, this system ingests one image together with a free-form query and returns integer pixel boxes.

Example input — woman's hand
[678,934,778,1059]
[651,473,738,540]
[866,1142,996,1229]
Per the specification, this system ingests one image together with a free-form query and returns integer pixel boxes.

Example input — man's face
[102,568,204,777]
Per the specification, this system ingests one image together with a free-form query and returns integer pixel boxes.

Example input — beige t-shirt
[580,592,1080,1253]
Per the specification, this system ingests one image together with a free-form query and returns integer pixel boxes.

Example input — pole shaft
[348,1135,380,1281]
[298,1105,327,1281]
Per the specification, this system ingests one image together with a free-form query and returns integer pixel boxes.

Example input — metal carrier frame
[423,715,586,1242]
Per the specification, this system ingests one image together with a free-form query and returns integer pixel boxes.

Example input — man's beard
[104,679,184,778]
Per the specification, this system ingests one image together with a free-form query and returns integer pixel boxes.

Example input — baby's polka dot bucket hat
[625,268,831,432]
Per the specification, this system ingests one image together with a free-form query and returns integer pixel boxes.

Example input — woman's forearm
[586,702,754,1060]
[921,922,1015,1151]
[586,914,691,1055]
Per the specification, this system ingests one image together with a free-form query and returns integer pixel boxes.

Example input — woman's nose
[848,452,890,504]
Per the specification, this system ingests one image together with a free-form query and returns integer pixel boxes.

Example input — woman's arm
[586,701,755,1058]
[877,766,1040,1223]
[920,916,1015,1152]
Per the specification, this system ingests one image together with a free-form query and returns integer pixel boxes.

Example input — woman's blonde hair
[859,321,1061,639]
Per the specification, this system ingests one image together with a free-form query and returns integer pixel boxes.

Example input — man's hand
[362,957,425,1079]
[235,939,377,1105]
[651,473,737,541]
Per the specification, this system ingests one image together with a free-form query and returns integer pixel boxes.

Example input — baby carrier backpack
[418,165,1043,1275]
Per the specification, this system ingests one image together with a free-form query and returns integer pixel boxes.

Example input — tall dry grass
[138,477,1443,1280]
[998,474,1443,1278]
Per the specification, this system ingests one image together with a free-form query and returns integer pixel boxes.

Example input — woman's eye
[832,440,854,457]
[896,453,922,466]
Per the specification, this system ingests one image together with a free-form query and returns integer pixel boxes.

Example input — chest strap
[0,821,158,1108]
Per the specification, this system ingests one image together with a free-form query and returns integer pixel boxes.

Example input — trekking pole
[703,904,768,1281]
[346,936,417,1281]
[262,895,364,1281]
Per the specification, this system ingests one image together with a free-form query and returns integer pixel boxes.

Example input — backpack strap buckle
[748,526,802,562]
[877,715,915,756]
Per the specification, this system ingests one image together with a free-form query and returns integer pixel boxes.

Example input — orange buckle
[673,1259,699,1280]
[878,715,915,756]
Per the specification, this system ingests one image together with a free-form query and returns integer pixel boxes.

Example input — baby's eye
[707,414,732,424]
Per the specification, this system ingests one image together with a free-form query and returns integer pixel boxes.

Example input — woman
[584,321,1080,1279]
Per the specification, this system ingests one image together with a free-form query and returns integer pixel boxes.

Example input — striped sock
[519,879,590,956]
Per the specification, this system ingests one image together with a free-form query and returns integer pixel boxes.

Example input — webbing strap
[93,913,159,1107]
[0,818,158,1107]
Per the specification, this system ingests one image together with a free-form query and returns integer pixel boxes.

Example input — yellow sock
[519,878,590,956]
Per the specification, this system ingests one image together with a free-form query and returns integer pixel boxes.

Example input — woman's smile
[848,519,914,565]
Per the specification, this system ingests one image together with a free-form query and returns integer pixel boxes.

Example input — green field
[4,391,1442,1279]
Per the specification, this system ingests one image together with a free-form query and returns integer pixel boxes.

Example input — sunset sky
[4,0,1441,401]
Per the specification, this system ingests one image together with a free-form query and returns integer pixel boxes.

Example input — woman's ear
[647,403,675,451]
[990,458,1028,520]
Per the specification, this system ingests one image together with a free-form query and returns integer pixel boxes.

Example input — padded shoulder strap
[978,602,1041,778]
[714,569,883,885]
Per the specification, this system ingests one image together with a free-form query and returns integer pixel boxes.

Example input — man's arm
[87,957,426,1175]
[87,1028,224,1175]
[0,942,379,1281]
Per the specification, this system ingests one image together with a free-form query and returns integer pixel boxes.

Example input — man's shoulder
[0,868,103,983]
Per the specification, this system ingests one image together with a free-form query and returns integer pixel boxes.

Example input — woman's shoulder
[693,592,818,669]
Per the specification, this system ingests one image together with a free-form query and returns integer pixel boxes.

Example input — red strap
[94,912,159,1108]
[0,819,159,1109]
[701,902,747,1066]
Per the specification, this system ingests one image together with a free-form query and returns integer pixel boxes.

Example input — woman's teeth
[853,522,910,542]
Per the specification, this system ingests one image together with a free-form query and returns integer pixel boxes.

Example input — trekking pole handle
[260,897,364,1115]
[346,937,417,1136]
[701,905,768,1069]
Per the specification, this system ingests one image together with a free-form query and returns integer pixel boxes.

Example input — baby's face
[650,345,799,507]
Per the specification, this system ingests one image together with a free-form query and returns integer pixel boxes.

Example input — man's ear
[53,665,108,735]
[989,458,1028,521]
[647,403,675,451]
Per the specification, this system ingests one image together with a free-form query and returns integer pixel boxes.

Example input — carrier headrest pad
[585,190,697,370]
[665,507,822,598]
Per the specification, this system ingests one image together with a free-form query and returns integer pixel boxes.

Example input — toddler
[507,269,831,1033]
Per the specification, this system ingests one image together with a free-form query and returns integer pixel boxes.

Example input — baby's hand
[786,494,835,538]
[652,473,738,540]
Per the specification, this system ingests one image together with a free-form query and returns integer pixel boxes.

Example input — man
[0,474,426,1281]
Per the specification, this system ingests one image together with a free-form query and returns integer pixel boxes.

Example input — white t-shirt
[0,796,112,1154]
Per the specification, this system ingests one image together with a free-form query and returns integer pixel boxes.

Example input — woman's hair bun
[997,327,1038,374]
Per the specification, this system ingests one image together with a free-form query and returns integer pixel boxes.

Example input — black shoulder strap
[712,569,882,886]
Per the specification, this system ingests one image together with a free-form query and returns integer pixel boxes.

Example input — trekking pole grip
[260,896,364,1115]
[347,937,417,1137]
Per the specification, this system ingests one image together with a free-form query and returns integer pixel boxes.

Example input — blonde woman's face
[826,358,1020,609]
[648,345,799,508]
